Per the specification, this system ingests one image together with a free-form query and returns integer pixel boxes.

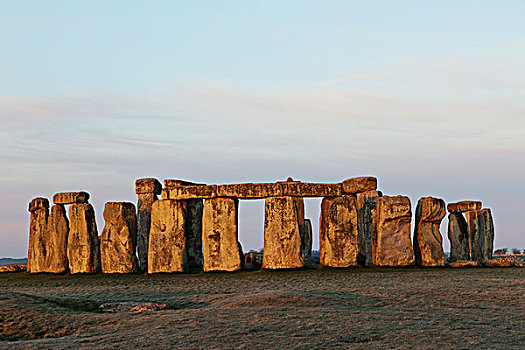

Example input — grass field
[1,267,524,349]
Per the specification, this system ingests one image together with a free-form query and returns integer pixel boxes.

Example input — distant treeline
[0,258,28,265]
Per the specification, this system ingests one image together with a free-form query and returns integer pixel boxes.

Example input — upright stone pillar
[302,218,313,259]
[413,197,446,267]
[447,201,482,258]
[184,199,204,268]
[470,208,494,264]
[148,200,188,273]
[43,204,69,273]
[447,212,470,262]
[263,196,304,269]
[100,202,139,273]
[373,196,414,266]
[319,196,358,267]
[202,197,243,272]
[136,178,162,272]
[67,203,100,273]
[28,198,49,273]
[356,190,382,266]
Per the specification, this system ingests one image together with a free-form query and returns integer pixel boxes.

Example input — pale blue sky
[1,1,524,257]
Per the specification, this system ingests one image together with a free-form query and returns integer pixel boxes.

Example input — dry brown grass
[1,267,524,349]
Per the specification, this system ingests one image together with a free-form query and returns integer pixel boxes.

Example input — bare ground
[1,267,523,349]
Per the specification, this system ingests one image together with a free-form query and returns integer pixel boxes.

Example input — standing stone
[319,196,358,267]
[100,202,139,273]
[67,203,100,273]
[202,198,243,272]
[373,196,414,266]
[43,205,69,273]
[148,200,188,273]
[464,210,476,257]
[447,212,470,262]
[470,208,495,264]
[302,218,313,259]
[263,196,304,269]
[136,178,162,272]
[413,197,446,267]
[28,197,49,273]
[184,199,203,268]
[356,190,382,266]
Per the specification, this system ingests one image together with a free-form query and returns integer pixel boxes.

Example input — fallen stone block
[28,197,49,212]
[448,260,480,268]
[0,264,27,273]
[342,177,377,195]
[356,190,382,266]
[263,196,304,269]
[67,203,100,274]
[486,256,524,267]
[413,197,446,267]
[373,196,414,266]
[320,196,359,267]
[447,212,470,262]
[42,204,69,273]
[53,192,90,205]
[148,200,188,273]
[162,185,218,200]
[447,201,482,213]
[100,202,139,273]
[99,302,169,312]
[470,208,494,264]
[202,198,243,272]
[135,178,162,195]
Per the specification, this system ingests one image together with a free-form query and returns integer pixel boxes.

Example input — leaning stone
[341,177,377,195]
[302,219,313,259]
[137,192,158,272]
[470,208,495,264]
[162,185,217,200]
[100,202,139,273]
[263,196,304,269]
[28,197,49,212]
[28,202,48,273]
[413,197,446,267]
[448,260,480,268]
[148,200,188,273]
[373,196,414,266]
[319,196,358,267]
[447,212,470,262]
[42,205,69,273]
[67,203,100,274]
[217,183,285,198]
[185,199,204,268]
[447,201,482,213]
[356,190,382,266]
[53,192,90,205]
[486,256,524,267]
[282,182,342,197]
[135,178,162,195]
[202,198,243,272]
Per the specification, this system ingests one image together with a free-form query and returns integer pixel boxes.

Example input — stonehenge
[26,176,499,274]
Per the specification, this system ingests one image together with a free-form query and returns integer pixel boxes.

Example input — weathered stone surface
[217,183,285,198]
[164,179,203,188]
[100,202,138,274]
[185,199,203,268]
[283,182,342,197]
[413,197,446,267]
[28,197,49,212]
[162,185,218,200]
[448,260,480,268]
[373,196,414,266]
[67,203,100,274]
[42,205,69,273]
[202,198,243,272]
[486,256,524,267]
[136,192,158,272]
[320,196,358,267]
[342,177,377,195]
[464,210,476,256]
[28,204,48,273]
[135,178,162,195]
[356,190,382,266]
[0,264,27,273]
[263,196,304,269]
[302,219,313,259]
[148,200,188,273]
[447,201,482,213]
[53,192,90,205]
[470,208,494,264]
[447,212,470,262]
